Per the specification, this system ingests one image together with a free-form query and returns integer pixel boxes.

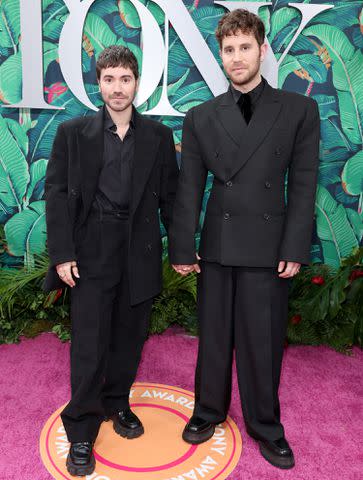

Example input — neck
[232,73,262,94]
[105,104,133,127]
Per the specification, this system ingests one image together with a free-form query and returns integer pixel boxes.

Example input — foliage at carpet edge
[0,247,362,353]
[0,254,198,344]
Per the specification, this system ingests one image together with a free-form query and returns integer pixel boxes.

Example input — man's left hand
[278,261,301,278]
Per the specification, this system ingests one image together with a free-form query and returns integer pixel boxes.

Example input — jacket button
[226,181,233,187]
[145,217,150,223]
[265,181,271,189]
[215,151,219,158]
[147,244,152,251]
[263,213,271,221]
[275,148,281,156]
[224,213,230,220]
[71,189,77,196]
[152,191,158,197]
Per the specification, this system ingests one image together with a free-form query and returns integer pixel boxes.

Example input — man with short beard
[44,46,178,477]
[169,9,320,469]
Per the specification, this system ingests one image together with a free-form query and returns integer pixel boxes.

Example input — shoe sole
[113,421,144,439]
[66,455,95,477]
[259,442,295,470]
[182,425,215,445]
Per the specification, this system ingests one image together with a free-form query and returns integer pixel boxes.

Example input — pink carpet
[0,328,362,479]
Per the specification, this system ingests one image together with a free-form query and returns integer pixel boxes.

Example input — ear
[260,42,268,62]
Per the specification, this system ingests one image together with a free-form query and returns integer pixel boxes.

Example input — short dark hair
[96,45,139,80]
[215,9,265,48]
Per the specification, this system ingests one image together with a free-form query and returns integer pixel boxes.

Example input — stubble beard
[230,57,261,87]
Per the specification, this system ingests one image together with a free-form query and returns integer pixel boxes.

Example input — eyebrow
[103,75,132,79]
[224,43,252,49]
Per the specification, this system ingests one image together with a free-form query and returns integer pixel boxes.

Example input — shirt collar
[230,77,265,105]
[103,105,136,131]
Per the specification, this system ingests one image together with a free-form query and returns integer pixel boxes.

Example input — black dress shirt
[94,105,135,213]
[230,77,265,120]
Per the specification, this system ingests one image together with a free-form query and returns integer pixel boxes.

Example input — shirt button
[263,213,271,221]
[226,181,233,187]
[224,213,230,220]
[265,181,271,189]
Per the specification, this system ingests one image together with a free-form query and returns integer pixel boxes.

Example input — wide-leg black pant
[193,261,290,442]
[61,211,152,443]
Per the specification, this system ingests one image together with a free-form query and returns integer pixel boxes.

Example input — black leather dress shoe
[182,416,215,444]
[66,442,95,477]
[259,437,295,469]
[111,408,144,439]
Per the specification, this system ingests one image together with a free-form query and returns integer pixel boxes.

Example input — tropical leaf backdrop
[0,0,362,270]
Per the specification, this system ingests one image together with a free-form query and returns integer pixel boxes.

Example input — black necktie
[237,93,252,124]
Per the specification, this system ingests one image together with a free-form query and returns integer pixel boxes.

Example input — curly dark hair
[215,9,265,48]
[96,45,139,80]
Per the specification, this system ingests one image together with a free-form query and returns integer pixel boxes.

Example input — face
[98,65,138,112]
[220,30,267,87]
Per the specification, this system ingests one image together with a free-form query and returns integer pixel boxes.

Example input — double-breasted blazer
[44,108,178,305]
[168,81,320,267]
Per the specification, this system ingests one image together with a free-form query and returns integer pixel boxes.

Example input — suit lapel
[78,108,104,223]
[231,83,282,178]
[130,111,160,214]
[215,89,247,147]
[216,82,282,179]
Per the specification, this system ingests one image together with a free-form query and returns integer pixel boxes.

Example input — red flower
[290,315,302,325]
[44,82,67,103]
[54,289,63,302]
[349,270,363,282]
[312,276,325,285]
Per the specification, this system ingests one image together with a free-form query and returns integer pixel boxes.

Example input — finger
[63,266,76,287]
[196,254,201,261]
[72,265,80,278]
[278,261,286,273]
[280,265,294,278]
[194,263,201,274]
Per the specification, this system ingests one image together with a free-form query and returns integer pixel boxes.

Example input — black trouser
[61,210,152,443]
[193,261,290,442]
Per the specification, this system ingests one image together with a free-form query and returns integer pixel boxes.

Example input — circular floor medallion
[40,383,242,479]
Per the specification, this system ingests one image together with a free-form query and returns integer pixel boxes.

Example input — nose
[233,51,244,63]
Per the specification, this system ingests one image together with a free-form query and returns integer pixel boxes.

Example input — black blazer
[169,81,320,267]
[44,108,178,305]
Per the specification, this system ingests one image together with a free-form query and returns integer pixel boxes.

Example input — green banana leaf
[0,0,20,50]
[303,24,363,148]
[0,51,22,104]
[24,159,48,207]
[315,185,359,267]
[341,150,363,196]
[4,200,47,257]
[0,113,29,211]
[83,12,117,57]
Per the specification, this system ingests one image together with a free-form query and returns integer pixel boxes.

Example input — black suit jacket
[44,108,178,305]
[169,81,320,267]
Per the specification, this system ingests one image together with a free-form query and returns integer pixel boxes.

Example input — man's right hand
[56,261,80,288]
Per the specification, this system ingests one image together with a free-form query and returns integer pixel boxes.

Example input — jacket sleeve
[168,108,208,265]
[45,123,76,267]
[159,127,179,232]
[279,99,320,265]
